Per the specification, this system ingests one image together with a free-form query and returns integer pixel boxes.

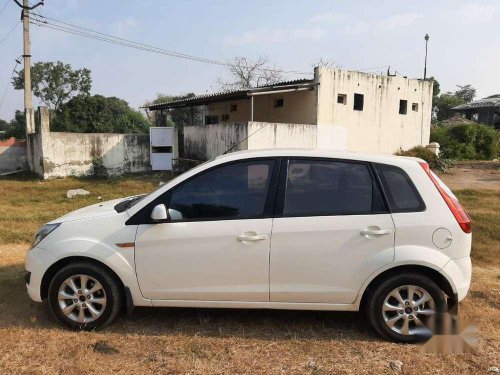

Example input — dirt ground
[439,161,500,191]
[0,165,498,374]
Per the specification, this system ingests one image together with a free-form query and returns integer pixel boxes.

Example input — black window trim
[372,162,426,213]
[273,157,390,218]
[126,157,281,225]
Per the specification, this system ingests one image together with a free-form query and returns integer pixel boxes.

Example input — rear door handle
[360,228,392,236]
[237,233,268,242]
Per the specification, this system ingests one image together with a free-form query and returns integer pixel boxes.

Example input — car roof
[215,148,422,166]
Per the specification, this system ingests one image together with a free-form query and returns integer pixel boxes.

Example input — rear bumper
[25,246,56,302]
[441,256,472,302]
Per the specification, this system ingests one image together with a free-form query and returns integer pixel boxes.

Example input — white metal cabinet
[150,127,173,171]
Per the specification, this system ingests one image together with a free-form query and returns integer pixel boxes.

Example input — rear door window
[283,159,386,216]
[374,163,425,212]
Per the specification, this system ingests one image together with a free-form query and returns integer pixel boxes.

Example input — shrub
[430,123,499,160]
[395,146,450,172]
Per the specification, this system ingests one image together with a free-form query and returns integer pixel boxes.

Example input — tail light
[419,162,472,233]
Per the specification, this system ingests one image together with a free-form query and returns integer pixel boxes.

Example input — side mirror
[151,204,169,222]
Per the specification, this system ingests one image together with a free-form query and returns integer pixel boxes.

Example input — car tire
[367,273,447,343]
[48,262,123,330]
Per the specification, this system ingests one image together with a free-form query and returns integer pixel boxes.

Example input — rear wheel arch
[359,265,456,312]
[41,256,125,301]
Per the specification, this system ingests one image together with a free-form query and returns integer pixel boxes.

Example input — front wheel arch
[41,256,125,301]
[359,265,456,313]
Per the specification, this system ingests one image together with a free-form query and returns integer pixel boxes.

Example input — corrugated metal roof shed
[146,79,316,110]
[452,95,500,110]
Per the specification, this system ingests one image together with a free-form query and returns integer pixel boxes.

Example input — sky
[0,0,499,121]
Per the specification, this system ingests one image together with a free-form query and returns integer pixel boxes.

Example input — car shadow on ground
[0,262,380,343]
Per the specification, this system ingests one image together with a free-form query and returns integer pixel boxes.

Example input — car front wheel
[48,262,123,330]
[367,273,447,343]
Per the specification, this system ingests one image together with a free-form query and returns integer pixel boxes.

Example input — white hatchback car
[25,149,472,342]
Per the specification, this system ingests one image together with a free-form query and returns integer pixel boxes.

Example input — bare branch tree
[310,58,341,70]
[217,57,283,91]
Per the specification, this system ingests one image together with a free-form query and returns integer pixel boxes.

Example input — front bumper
[25,246,56,302]
[441,256,472,302]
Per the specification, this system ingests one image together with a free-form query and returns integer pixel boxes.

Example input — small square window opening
[337,94,347,105]
[274,98,284,108]
[412,103,418,112]
[230,104,238,112]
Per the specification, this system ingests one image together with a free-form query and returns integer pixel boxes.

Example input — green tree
[0,111,26,140]
[144,93,201,126]
[12,61,92,112]
[0,118,8,132]
[454,84,476,103]
[51,95,150,134]
[428,76,440,98]
[433,93,465,121]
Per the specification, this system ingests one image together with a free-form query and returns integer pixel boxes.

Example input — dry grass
[0,173,166,243]
[0,169,498,374]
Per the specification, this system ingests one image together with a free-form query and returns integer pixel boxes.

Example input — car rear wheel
[367,273,447,343]
[48,262,123,330]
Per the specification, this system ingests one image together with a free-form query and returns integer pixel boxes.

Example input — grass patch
[455,189,500,265]
[0,173,168,243]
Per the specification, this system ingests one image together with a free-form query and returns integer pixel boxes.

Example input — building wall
[0,138,27,173]
[247,122,317,150]
[183,122,318,160]
[30,107,151,179]
[183,122,248,160]
[205,89,317,125]
[316,67,433,154]
[41,132,150,178]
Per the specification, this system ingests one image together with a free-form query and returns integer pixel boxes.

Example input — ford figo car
[25,149,472,342]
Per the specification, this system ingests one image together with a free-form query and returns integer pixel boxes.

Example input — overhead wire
[0,0,10,19]
[0,20,20,45]
[0,56,22,110]
[30,12,311,76]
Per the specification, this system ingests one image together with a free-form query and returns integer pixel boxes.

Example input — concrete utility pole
[13,0,44,133]
[22,0,32,114]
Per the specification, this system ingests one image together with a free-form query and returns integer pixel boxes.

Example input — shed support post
[250,96,254,122]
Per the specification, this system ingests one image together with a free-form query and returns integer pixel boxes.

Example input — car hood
[48,197,132,223]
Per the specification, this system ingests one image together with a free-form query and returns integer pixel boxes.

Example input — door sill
[150,299,358,311]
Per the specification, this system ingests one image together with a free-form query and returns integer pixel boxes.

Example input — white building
[147,67,434,160]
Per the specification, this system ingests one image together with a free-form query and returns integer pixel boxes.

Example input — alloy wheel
[57,274,107,324]
[382,284,435,336]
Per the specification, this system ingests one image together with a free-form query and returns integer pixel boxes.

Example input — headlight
[32,223,61,248]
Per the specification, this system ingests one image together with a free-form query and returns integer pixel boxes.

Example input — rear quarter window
[374,163,425,212]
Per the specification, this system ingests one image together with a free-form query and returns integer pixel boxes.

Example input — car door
[270,158,395,304]
[135,158,278,302]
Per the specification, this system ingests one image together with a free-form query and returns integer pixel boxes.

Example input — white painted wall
[184,122,320,160]
[316,68,433,154]
[32,107,151,179]
[247,122,316,150]
[184,123,248,160]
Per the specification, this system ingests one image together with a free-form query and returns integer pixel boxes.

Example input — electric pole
[22,0,32,114]
[13,0,44,133]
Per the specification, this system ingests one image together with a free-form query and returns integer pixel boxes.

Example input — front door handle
[237,232,268,242]
[360,227,392,237]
